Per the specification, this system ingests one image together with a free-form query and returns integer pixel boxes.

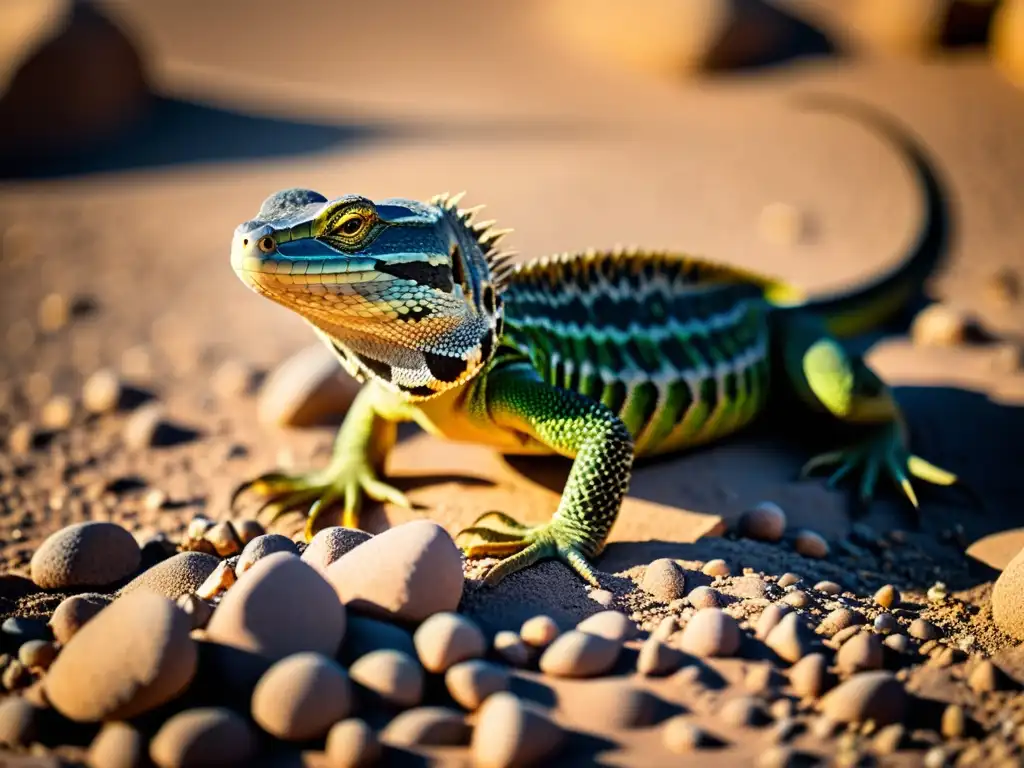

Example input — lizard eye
[339,215,365,236]
[258,235,277,253]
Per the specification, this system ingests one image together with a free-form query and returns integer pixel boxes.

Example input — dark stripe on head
[482,284,495,314]
[400,384,436,397]
[424,351,468,383]
[375,260,453,292]
[479,329,494,363]
[353,352,392,382]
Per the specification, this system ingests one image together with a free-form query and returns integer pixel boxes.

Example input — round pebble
[994,0,1024,90]
[729,576,770,601]
[967,659,1004,694]
[872,723,907,754]
[349,649,424,709]
[911,303,971,347]
[687,585,723,609]
[233,519,265,547]
[206,552,346,661]
[789,653,833,699]
[637,636,686,677]
[235,533,298,576]
[737,501,787,542]
[793,530,829,559]
[413,612,486,673]
[576,610,636,642]
[251,652,352,741]
[325,520,463,623]
[0,696,38,748]
[836,633,883,674]
[662,715,709,753]
[88,721,147,768]
[538,630,620,678]
[820,608,865,637]
[301,526,372,572]
[470,692,563,768]
[203,521,242,558]
[814,580,842,595]
[884,634,912,654]
[519,615,559,648]
[819,671,907,726]
[641,558,687,601]
[149,707,256,768]
[326,718,381,768]
[701,559,730,578]
[678,608,741,658]
[719,696,770,728]
[874,584,899,609]
[2,616,51,648]
[82,369,122,414]
[781,590,813,609]
[493,631,530,667]
[588,589,615,607]
[941,704,965,739]
[339,615,416,664]
[765,613,816,664]
[18,640,56,670]
[445,659,510,710]
[176,594,213,631]
[777,573,801,589]
[118,552,220,601]
[40,395,74,429]
[873,613,897,634]
[31,521,140,589]
[756,604,792,640]
[123,403,164,449]
[44,590,197,722]
[381,706,470,747]
[908,618,941,641]
[991,545,1024,640]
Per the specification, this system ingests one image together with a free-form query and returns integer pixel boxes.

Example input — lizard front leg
[456,363,635,587]
[231,381,414,540]
[776,312,957,511]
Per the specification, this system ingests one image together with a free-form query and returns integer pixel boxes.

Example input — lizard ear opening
[451,243,471,295]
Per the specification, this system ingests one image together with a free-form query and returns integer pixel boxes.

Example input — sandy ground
[2,0,1024,765]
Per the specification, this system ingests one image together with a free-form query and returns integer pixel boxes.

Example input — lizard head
[231,188,515,400]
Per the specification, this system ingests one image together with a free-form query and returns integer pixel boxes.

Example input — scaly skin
[229,96,958,587]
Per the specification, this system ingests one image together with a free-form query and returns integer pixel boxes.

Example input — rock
[782,590,813,610]
[993,0,1024,91]
[413,612,486,673]
[662,715,710,752]
[819,608,865,637]
[30,521,140,589]
[82,369,122,414]
[44,590,196,722]
[911,302,974,347]
[873,613,897,634]
[40,395,73,429]
[0,696,38,748]
[195,560,236,600]
[637,636,686,677]
[211,359,256,399]
[701,559,730,578]
[149,708,256,768]
[123,403,163,449]
[765,613,817,664]
[2,659,30,691]
[789,653,833,699]
[737,501,787,542]
[560,678,657,729]
[235,534,298,576]
[819,671,907,726]
[233,519,265,547]
[205,552,346,661]
[1,617,51,649]
[257,342,362,427]
[446,659,510,710]
[203,521,242,558]
[836,633,883,674]
[729,576,770,601]
[642,558,687,601]
[301,526,371,572]
[652,616,677,642]
[18,639,56,670]
[251,652,352,741]
[118,552,220,601]
[814,581,842,595]
[992,545,1024,640]
[743,662,778,696]
[588,589,615,607]
[519,615,559,648]
[688,586,724,609]
[872,723,907,755]
[87,721,147,768]
[538,630,620,678]
[941,703,965,739]
[325,718,382,768]
[845,0,951,56]
[874,584,899,609]
[968,659,1009,694]
[756,604,792,640]
[493,631,530,667]
[381,706,470,747]
[339,615,416,664]
[719,696,770,728]
[325,520,463,624]
[678,608,741,658]
[908,618,942,641]
[777,573,801,589]
[793,530,829,559]
[884,634,912,654]
[470,692,563,768]
[176,594,213,631]
[576,610,636,642]
[349,649,424,709]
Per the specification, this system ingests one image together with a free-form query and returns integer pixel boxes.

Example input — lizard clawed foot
[230,461,412,541]
[799,422,957,514]
[456,511,601,588]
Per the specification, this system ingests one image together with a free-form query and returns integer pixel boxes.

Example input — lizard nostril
[242,238,248,247]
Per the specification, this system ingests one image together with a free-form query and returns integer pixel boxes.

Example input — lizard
[228,95,958,587]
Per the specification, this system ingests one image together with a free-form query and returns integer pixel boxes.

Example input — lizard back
[500,249,776,456]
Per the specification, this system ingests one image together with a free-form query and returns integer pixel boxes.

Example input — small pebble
[538,630,620,678]
[31,520,141,589]
[777,573,801,589]
[0,696,38,747]
[211,359,255,399]
[195,560,236,600]
[909,618,942,641]
[143,489,168,512]
[789,653,833,699]
[493,631,530,667]
[814,581,842,595]
[756,604,792,640]
[349,649,424,709]
[873,613,898,634]
[235,533,298,576]
[176,594,213,631]
[40,395,74,430]
[911,303,971,347]
[967,659,1006,694]
[820,608,865,637]
[872,723,907,754]
[701,559,730,578]
[445,659,509,710]
[940,704,965,739]
[82,369,122,413]
[301,526,371,572]
[744,662,777,695]
[662,715,709,753]
[413,612,486,673]
[520,615,559,648]
[325,719,381,768]
[8,422,35,453]
[830,626,862,647]
[641,558,687,601]
[251,652,352,741]
[884,634,912,654]
[687,585,723,609]
[123,403,164,450]
[927,582,948,602]
[18,640,56,670]
[233,519,265,547]
[88,721,148,768]
[49,593,112,644]
[765,613,817,664]
[576,610,636,642]
[819,671,907,726]
[719,696,770,728]
[2,659,30,690]
[149,707,256,768]
[186,516,214,542]
[588,588,615,607]
[381,706,470,747]
[836,633,883,675]
[923,746,952,768]
[737,501,787,542]
[793,530,829,559]
[636,636,686,677]
[781,590,813,610]
[678,608,741,658]
[652,616,677,642]
[38,292,69,332]
[874,584,899,609]
[119,552,220,601]
[470,692,563,768]
[203,521,242,558]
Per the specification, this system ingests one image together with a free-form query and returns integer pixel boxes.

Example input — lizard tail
[772,94,951,339]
